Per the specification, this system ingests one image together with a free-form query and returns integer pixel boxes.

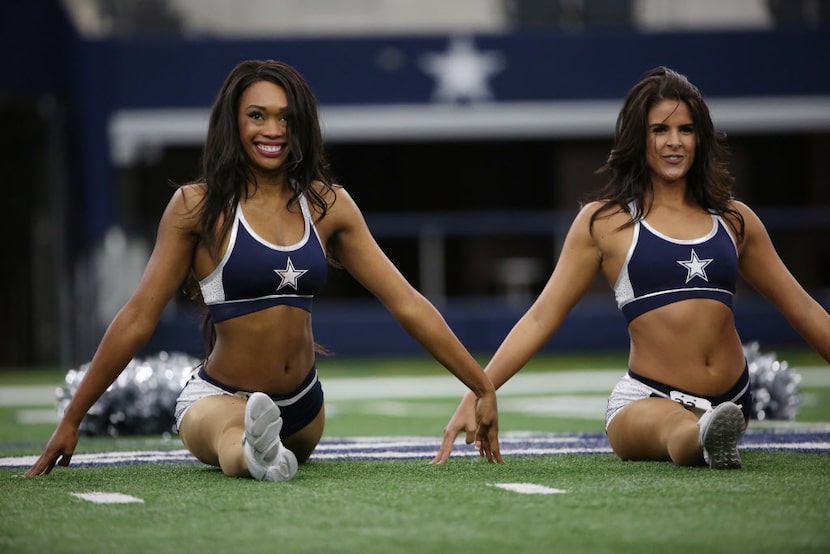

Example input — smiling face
[237,80,291,177]
[646,99,696,187]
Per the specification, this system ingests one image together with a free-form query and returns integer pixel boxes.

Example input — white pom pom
[744,341,802,421]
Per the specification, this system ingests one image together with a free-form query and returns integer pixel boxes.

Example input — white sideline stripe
[19,395,826,425]
[0,370,622,407]
[498,395,608,418]
[71,492,144,504]
[16,409,59,424]
[0,386,61,406]
[491,483,567,495]
[1,367,828,407]
[324,370,623,400]
[798,368,830,387]
[329,395,608,420]
[11,396,608,425]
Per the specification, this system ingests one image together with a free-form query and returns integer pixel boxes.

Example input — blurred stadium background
[1,0,828,368]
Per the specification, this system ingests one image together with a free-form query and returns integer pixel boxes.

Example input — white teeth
[258,144,282,153]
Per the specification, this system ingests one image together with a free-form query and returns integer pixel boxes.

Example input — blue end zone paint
[2,430,828,469]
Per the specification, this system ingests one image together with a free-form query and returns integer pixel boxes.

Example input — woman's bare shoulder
[725,198,759,221]
[312,182,356,215]
[159,184,207,233]
[575,200,629,228]
[178,183,208,205]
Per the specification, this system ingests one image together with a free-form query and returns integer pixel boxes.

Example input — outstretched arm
[323,187,502,463]
[734,201,830,361]
[25,187,200,476]
[432,203,606,463]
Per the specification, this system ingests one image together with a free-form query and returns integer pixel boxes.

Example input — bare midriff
[627,298,746,395]
[203,305,316,394]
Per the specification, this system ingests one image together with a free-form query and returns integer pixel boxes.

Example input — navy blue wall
[3,1,829,357]
[4,1,828,249]
[60,28,830,109]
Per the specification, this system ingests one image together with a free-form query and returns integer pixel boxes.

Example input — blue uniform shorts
[175,365,324,438]
[605,364,751,431]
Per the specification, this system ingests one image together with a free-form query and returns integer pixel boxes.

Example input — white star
[274,258,307,290]
[418,36,506,103]
[677,249,713,283]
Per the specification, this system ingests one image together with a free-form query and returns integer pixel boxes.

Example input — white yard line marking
[747,441,830,450]
[71,492,144,504]
[491,483,567,495]
[3,430,827,469]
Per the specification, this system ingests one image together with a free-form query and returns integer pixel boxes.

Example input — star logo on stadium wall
[677,249,713,283]
[418,36,506,103]
[275,257,307,290]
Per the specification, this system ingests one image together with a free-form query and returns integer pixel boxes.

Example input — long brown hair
[590,66,744,240]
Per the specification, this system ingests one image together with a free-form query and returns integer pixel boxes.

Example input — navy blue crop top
[199,195,328,322]
[613,207,738,323]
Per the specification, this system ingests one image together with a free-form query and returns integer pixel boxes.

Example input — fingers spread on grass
[476,429,504,464]
[430,430,460,464]
[24,453,57,477]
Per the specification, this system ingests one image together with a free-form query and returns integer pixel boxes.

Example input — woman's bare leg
[178,395,248,477]
[607,397,704,466]
[178,395,326,476]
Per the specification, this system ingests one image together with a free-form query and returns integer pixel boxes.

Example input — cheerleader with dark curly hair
[26,60,502,480]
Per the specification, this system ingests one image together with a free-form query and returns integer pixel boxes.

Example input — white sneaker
[697,401,745,470]
[242,392,298,481]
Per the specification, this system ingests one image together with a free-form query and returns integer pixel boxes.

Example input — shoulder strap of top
[299,194,311,221]
[627,200,640,219]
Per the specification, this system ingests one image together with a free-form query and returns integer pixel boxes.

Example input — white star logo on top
[419,36,506,103]
[275,258,307,290]
[677,249,713,283]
